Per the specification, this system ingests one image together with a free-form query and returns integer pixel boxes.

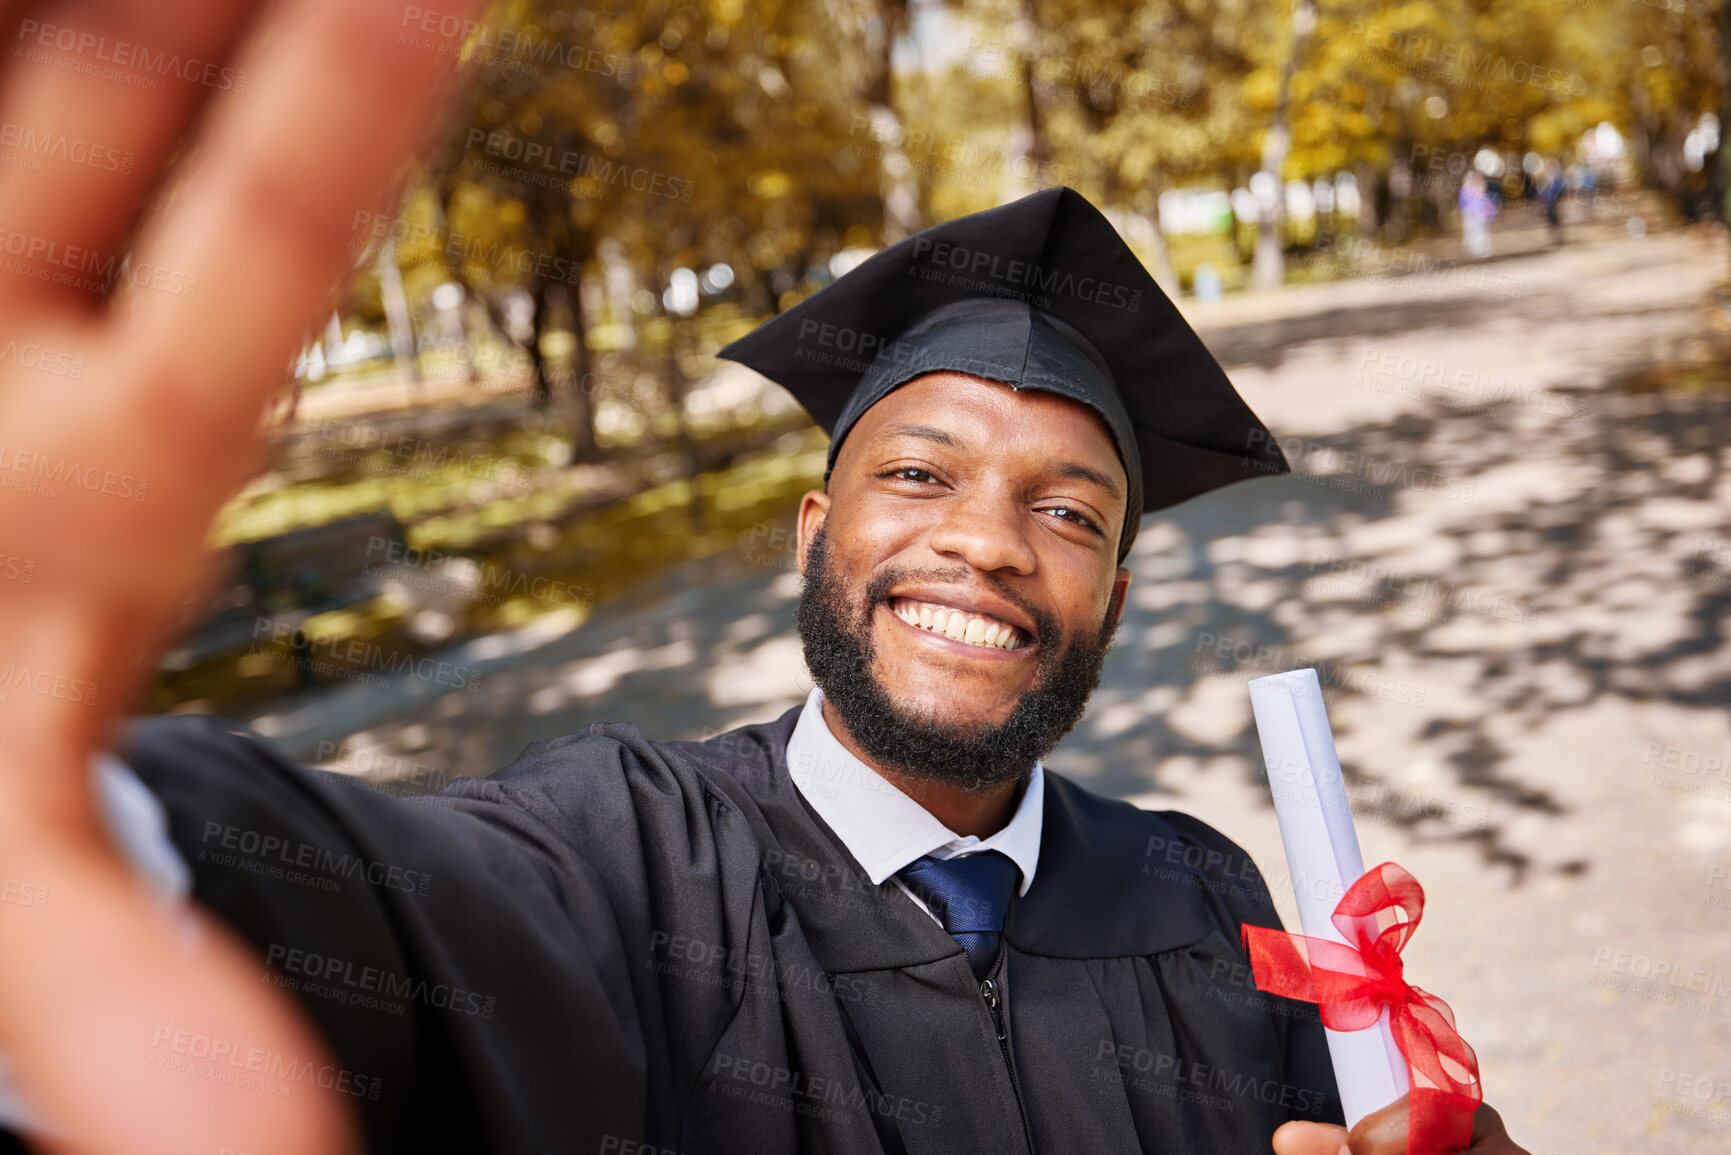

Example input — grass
[152,422,827,716]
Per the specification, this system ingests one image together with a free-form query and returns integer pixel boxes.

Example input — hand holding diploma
[1245,671,1532,1155]
[1273,1098,1525,1155]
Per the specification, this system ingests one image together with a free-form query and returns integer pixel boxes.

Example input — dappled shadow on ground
[263,230,1731,893]
[1065,382,1731,886]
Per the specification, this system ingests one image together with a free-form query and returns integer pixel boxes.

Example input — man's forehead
[843,372,1127,491]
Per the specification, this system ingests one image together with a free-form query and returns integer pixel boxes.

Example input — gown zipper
[980,955,1035,1154]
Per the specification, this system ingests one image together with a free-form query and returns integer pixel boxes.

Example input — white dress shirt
[784,687,1044,921]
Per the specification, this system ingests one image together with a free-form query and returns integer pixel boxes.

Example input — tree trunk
[598,239,638,351]
[566,278,598,463]
[1386,148,1411,242]
[1354,162,1380,238]
[323,311,345,368]
[1255,0,1313,290]
[745,274,775,319]
[527,285,552,410]
[866,0,921,242]
[1717,0,1731,237]
[454,288,478,386]
[421,193,476,385]
[1629,78,1662,194]
[658,300,704,533]
[1000,0,1052,202]
[1142,185,1179,297]
[1252,132,1288,291]
[377,235,421,390]
[1427,167,1452,233]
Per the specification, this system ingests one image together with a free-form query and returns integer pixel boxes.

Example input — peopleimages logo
[0,121,133,173]
[148,1026,382,1101]
[349,210,580,285]
[200,820,434,897]
[399,6,636,81]
[264,943,497,1019]
[1,878,49,911]
[708,1052,944,1128]
[0,340,84,379]
[0,227,199,298]
[1095,1041,1330,1115]
[15,20,248,91]
[908,236,1143,313]
[466,129,694,201]
[0,664,98,706]
[248,618,484,691]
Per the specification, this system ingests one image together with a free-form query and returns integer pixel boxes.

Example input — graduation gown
[17,706,1341,1154]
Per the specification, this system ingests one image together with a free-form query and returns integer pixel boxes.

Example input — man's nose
[925,487,1037,576]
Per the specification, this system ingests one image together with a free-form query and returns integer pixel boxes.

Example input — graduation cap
[717,186,1288,562]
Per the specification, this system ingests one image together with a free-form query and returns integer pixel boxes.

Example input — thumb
[1272,1119,1351,1155]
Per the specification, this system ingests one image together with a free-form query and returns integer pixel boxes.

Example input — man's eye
[1041,506,1100,533]
[886,467,937,483]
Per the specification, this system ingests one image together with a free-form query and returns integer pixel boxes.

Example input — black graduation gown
[7,706,1341,1154]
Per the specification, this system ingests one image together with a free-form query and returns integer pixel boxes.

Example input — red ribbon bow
[1241,862,1482,1155]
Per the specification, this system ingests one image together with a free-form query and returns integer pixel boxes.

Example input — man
[0,4,1528,1154]
[1460,172,1496,259]
[1538,161,1566,246]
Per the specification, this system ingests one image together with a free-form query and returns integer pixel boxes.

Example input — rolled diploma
[1247,668,1409,1129]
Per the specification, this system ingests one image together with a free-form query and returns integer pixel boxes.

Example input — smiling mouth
[888,597,1031,651]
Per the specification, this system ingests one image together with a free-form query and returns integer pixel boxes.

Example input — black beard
[795,524,1119,794]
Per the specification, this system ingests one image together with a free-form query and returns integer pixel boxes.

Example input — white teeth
[891,598,1025,651]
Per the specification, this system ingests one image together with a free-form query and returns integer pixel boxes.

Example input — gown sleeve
[73,714,650,1154]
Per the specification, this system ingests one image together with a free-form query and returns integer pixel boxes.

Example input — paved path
[241,214,1731,1153]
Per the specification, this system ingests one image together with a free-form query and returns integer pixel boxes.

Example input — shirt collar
[784,687,1043,896]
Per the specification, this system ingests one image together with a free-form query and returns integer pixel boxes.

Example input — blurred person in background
[1460,172,1497,258]
[1539,160,1567,246]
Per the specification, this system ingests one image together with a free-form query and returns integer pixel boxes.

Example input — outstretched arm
[0,2,481,1152]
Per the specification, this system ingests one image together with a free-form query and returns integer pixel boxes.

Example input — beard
[796,523,1120,794]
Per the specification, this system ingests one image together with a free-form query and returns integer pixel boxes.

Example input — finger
[0,819,355,1155]
[0,1,40,80]
[116,0,485,495]
[1346,1094,1412,1155]
[0,0,259,317]
[0,0,485,756]
[1272,1120,1350,1155]
[1469,1103,1525,1151]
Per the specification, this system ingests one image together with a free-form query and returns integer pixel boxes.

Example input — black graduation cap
[717,186,1288,562]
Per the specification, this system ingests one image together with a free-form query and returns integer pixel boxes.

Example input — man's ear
[795,489,830,575]
[1109,566,1132,629]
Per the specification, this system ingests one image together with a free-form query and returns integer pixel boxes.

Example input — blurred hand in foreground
[1273,1095,1531,1155]
[0,1,479,1152]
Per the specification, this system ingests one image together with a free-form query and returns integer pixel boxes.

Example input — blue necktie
[898,851,1020,980]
